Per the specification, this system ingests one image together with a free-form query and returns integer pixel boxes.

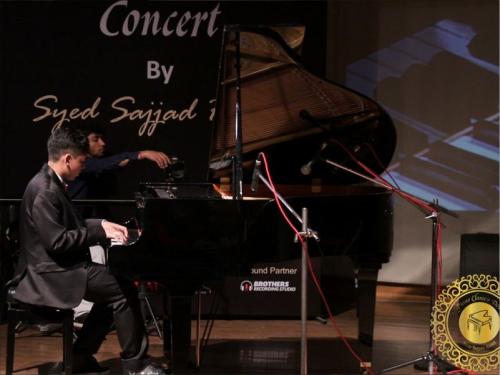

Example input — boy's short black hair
[47,126,89,161]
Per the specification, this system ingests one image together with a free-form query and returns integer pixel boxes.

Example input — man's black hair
[47,126,89,161]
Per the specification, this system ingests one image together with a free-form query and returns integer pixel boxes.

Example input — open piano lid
[209,25,396,185]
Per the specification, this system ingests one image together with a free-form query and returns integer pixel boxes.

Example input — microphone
[300,160,314,176]
[300,142,328,176]
[250,159,262,192]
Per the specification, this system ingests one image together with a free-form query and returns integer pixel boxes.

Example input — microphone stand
[321,157,456,374]
[253,169,319,375]
[378,208,450,375]
[232,29,243,200]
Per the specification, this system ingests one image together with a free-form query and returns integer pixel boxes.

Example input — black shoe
[46,357,109,375]
[73,356,110,375]
[121,357,170,375]
[124,364,169,375]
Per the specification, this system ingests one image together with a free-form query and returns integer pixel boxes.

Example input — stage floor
[0,285,496,374]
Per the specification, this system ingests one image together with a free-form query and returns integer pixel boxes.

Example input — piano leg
[356,265,380,371]
[164,293,193,372]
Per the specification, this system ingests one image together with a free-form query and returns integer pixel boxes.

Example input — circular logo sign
[431,274,499,372]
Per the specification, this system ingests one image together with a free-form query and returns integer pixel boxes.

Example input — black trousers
[73,263,148,363]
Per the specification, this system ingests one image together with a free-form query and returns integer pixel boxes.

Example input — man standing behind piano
[13,126,168,375]
[68,123,170,202]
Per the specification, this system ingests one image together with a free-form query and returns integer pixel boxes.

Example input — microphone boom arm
[253,170,319,242]
[322,158,458,219]
[323,158,390,189]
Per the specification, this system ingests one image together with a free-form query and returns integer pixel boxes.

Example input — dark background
[1,0,497,288]
[0,0,327,198]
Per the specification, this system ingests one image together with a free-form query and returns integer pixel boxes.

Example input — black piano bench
[5,288,74,375]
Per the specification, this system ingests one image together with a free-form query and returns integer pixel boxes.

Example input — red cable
[212,183,231,198]
[260,153,301,238]
[362,142,401,190]
[328,140,444,294]
[447,370,477,375]
[325,140,473,374]
[259,152,375,375]
[331,140,445,290]
[257,145,458,375]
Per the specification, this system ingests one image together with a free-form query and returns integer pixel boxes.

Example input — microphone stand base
[378,351,455,375]
[413,356,456,372]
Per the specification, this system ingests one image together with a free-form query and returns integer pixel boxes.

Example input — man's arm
[137,150,170,169]
[84,152,139,173]
[87,218,128,244]
[32,191,106,254]
[84,150,170,173]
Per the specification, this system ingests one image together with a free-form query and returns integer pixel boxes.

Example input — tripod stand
[320,158,458,375]
[379,211,451,375]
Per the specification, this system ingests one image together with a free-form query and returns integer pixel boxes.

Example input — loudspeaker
[460,233,499,278]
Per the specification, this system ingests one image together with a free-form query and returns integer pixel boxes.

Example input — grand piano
[108,26,396,373]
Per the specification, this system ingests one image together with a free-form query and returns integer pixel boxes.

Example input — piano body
[108,26,396,372]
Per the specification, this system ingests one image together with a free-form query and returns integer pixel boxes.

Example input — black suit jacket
[14,164,107,309]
